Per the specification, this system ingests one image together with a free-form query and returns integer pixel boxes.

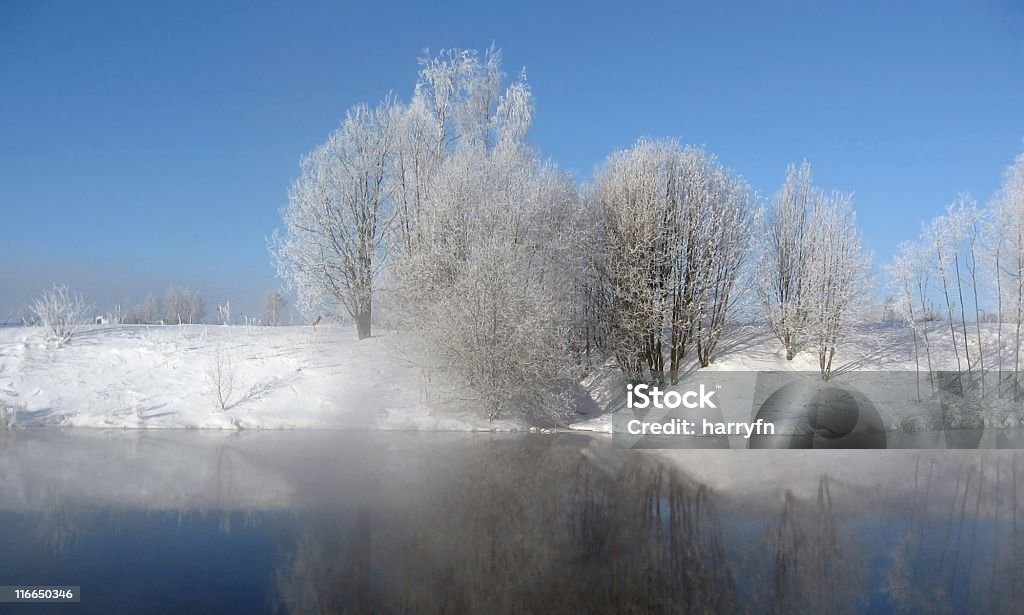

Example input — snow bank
[0,324,524,431]
[0,320,1013,432]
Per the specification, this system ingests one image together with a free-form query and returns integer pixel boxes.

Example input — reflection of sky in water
[1,431,1023,613]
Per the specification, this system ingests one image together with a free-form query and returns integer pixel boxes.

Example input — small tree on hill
[31,284,93,347]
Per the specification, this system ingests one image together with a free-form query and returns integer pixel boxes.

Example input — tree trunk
[937,247,962,376]
[355,308,372,340]
[912,325,921,401]
[954,256,972,374]
[997,248,1004,398]
[918,282,935,392]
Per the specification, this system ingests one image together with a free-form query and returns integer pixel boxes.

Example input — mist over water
[1,430,1022,613]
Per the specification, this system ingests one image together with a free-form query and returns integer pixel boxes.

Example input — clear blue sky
[2,0,1023,320]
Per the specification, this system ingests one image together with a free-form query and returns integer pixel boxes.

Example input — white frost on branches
[592,139,756,383]
[273,102,396,339]
[757,163,872,379]
[31,284,93,348]
[389,49,585,420]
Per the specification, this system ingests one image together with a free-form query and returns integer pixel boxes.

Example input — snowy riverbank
[0,324,526,431]
[0,321,1015,432]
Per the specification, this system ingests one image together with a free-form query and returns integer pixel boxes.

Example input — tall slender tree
[273,102,396,339]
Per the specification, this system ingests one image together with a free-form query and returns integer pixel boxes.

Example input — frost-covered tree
[163,287,205,324]
[757,164,871,377]
[262,291,288,326]
[992,152,1024,395]
[216,301,231,326]
[984,183,1014,390]
[592,140,676,384]
[801,191,872,380]
[189,292,206,324]
[757,163,814,360]
[924,208,967,375]
[593,139,755,383]
[273,102,396,340]
[139,293,162,324]
[951,196,986,384]
[31,284,93,347]
[887,242,932,398]
[389,48,585,420]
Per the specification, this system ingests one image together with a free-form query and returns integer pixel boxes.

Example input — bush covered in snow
[31,285,92,347]
[205,344,238,411]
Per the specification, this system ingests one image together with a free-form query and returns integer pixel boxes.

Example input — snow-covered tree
[189,292,206,324]
[991,152,1024,395]
[593,139,755,383]
[262,291,288,326]
[983,183,1014,391]
[389,48,585,420]
[31,284,93,347]
[951,196,986,385]
[591,140,677,384]
[273,102,396,340]
[216,301,231,326]
[924,209,967,375]
[887,242,933,397]
[801,191,872,380]
[757,163,871,377]
[163,287,205,324]
[757,162,814,360]
[139,293,162,324]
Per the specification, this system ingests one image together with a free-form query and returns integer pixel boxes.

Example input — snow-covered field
[0,320,1019,432]
[0,324,523,431]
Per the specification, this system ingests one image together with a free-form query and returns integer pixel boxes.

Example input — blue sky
[2,0,1023,319]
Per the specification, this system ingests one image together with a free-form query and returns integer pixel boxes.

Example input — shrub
[31,285,92,347]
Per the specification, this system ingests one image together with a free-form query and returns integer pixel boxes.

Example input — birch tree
[273,102,396,339]
[802,191,872,380]
[887,242,930,398]
[953,196,986,389]
[984,188,1013,394]
[925,213,965,375]
[992,152,1024,396]
[758,162,814,360]
[757,162,873,376]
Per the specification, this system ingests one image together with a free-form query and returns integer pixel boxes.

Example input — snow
[568,320,1024,434]
[0,324,524,431]
[0,320,1019,432]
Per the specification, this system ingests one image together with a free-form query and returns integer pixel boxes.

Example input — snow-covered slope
[0,324,523,431]
[0,321,1014,431]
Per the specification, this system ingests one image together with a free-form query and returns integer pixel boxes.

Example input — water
[1,429,1023,613]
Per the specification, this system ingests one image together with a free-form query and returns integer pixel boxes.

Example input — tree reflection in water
[274,437,737,614]
[7,433,1024,613]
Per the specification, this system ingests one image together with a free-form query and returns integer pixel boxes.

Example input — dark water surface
[1,429,1022,613]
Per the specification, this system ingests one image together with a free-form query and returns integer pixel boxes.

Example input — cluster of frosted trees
[274,48,585,418]
[887,153,1024,399]
[590,141,756,384]
[756,164,873,379]
[116,288,206,325]
[273,48,874,418]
